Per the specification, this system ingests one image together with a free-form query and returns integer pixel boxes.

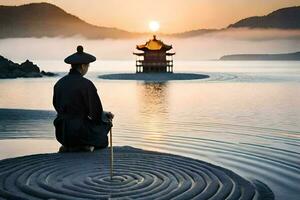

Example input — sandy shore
[98,73,209,81]
[0,146,273,200]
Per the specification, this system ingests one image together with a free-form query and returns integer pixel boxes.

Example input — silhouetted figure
[53,46,113,152]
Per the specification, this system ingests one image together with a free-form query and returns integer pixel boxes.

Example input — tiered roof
[136,35,173,51]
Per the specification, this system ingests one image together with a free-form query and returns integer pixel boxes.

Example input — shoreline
[0,138,58,160]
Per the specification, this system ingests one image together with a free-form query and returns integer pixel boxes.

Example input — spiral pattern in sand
[0,147,267,200]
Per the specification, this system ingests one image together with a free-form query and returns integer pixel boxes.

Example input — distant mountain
[168,6,300,38]
[0,3,137,39]
[220,52,300,61]
[1,3,300,39]
[228,6,300,29]
[166,29,217,38]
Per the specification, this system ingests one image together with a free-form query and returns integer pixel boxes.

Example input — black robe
[53,69,111,148]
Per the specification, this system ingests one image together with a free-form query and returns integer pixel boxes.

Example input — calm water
[0,60,299,199]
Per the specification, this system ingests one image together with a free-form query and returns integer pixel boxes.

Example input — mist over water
[0,29,300,62]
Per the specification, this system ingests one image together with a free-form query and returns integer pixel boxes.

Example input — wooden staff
[110,125,113,180]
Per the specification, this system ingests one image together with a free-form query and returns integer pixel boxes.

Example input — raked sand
[0,146,273,200]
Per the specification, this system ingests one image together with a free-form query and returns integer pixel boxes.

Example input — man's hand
[106,112,114,120]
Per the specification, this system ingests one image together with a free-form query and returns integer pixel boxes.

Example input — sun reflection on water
[137,83,169,142]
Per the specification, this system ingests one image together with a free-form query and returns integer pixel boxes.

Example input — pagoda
[133,35,175,73]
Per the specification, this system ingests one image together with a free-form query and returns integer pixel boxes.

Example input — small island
[0,55,56,78]
[220,52,300,61]
[98,73,209,81]
[99,35,210,81]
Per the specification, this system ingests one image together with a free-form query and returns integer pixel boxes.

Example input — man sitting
[53,46,114,152]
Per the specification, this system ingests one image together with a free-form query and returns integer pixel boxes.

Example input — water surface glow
[0,60,299,199]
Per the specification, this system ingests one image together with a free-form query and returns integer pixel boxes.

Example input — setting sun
[149,21,160,32]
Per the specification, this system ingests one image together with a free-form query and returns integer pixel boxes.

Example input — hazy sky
[1,0,300,33]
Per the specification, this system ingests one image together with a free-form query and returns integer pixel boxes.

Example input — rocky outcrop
[0,55,57,78]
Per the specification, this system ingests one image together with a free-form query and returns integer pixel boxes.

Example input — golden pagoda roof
[136,35,172,51]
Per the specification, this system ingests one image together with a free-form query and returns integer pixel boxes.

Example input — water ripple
[0,109,298,199]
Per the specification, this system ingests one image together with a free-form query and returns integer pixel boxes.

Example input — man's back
[53,46,112,150]
[53,69,103,120]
